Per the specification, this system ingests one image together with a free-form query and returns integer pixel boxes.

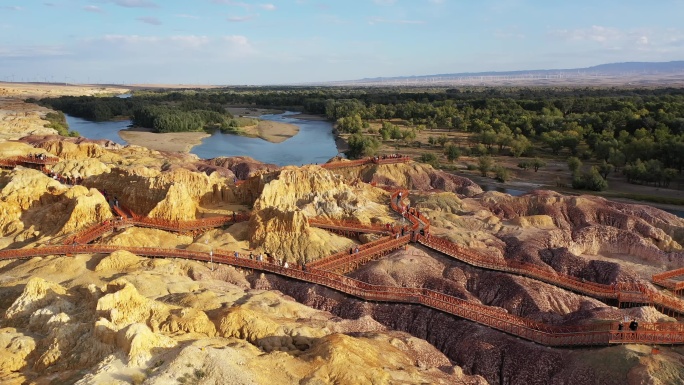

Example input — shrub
[419,153,438,166]
[478,156,493,177]
[494,166,511,182]
[346,134,380,159]
[572,166,608,191]
[444,144,461,162]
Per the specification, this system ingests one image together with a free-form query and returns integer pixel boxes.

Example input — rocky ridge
[1,103,684,383]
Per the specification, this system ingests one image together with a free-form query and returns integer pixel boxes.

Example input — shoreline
[118,127,210,153]
[240,120,299,144]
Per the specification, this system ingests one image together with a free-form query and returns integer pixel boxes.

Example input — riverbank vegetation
[37,86,684,198]
[42,111,80,137]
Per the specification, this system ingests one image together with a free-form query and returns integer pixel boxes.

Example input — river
[61,114,683,218]
[64,112,340,166]
[190,112,340,166]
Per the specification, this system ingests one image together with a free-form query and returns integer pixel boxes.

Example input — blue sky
[1,0,683,84]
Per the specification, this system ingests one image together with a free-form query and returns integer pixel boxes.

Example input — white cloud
[175,14,199,19]
[493,26,525,40]
[137,16,162,26]
[169,35,211,48]
[637,36,649,45]
[227,15,257,22]
[213,0,276,11]
[106,0,157,8]
[212,0,249,7]
[550,25,622,43]
[368,17,423,25]
[0,5,22,11]
[0,44,67,58]
[83,5,104,13]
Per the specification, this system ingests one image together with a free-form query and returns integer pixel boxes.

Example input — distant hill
[336,61,684,86]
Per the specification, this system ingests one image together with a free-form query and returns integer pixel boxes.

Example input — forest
[37,86,684,191]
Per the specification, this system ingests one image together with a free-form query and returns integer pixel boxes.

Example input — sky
[1,0,683,85]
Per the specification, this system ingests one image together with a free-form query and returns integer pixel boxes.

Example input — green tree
[608,149,626,172]
[437,135,449,147]
[663,168,678,188]
[494,166,511,182]
[419,153,438,166]
[346,134,380,159]
[478,156,494,177]
[444,144,461,162]
[532,158,546,172]
[509,135,531,157]
[517,160,532,170]
[598,160,614,179]
[567,156,582,174]
[541,131,565,155]
[572,166,608,191]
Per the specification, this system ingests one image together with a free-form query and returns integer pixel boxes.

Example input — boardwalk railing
[1,244,683,346]
[3,153,684,346]
[0,155,60,168]
[308,218,390,235]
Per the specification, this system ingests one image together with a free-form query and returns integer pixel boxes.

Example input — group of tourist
[99,189,120,209]
[233,250,304,270]
[372,154,407,163]
[617,319,639,332]
[26,153,50,161]
[46,171,83,186]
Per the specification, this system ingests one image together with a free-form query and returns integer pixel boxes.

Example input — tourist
[249,251,253,260]
[284,260,289,269]
[355,246,359,254]
[618,322,623,331]
[349,247,353,255]
[234,250,239,259]
[629,319,638,331]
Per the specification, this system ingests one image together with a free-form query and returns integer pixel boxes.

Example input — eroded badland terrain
[2,86,684,385]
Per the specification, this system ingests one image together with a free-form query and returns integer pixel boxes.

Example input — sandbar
[119,127,210,153]
[241,120,299,143]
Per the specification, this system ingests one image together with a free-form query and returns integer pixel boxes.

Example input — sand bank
[119,127,210,153]
[241,120,299,143]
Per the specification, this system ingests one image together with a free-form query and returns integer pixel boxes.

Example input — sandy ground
[241,120,299,143]
[0,82,129,99]
[119,127,210,153]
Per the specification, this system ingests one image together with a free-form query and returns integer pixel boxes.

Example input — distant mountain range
[335,61,684,86]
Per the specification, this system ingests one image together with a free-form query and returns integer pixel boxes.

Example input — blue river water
[61,113,683,218]
[190,112,341,166]
[65,115,129,145]
[64,112,340,166]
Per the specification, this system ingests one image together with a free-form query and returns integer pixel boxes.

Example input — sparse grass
[177,366,207,385]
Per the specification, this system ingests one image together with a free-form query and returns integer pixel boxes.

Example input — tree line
[35,86,684,190]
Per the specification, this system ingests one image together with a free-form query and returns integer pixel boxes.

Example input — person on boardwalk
[234,250,239,260]
[617,322,623,331]
[355,246,359,254]
[629,319,638,331]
